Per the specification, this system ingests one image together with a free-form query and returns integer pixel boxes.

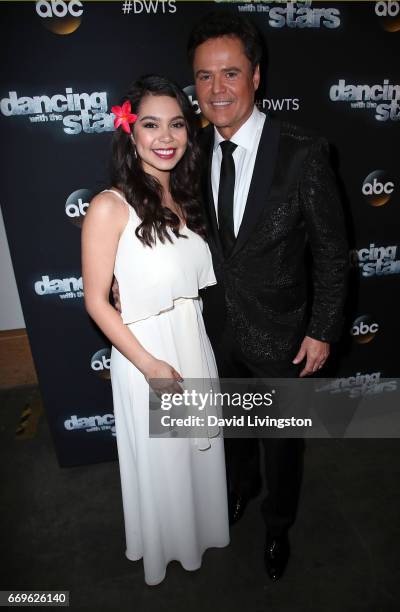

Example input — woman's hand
[143,358,183,396]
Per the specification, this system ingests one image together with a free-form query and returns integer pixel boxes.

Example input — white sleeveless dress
[105,190,230,585]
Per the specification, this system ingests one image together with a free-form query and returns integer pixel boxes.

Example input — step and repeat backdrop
[0,1,398,466]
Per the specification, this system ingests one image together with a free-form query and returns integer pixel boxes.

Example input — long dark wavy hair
[110,75,207,247]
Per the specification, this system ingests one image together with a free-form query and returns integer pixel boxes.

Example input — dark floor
[1,386,400,611]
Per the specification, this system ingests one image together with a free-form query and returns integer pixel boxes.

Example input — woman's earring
[130,135,137,159]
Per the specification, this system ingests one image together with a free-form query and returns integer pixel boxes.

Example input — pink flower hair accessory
[111,100,138,134]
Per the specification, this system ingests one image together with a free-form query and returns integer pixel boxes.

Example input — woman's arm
[81,193,182,387]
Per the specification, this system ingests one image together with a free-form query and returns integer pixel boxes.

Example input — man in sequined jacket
[188,12,348,581]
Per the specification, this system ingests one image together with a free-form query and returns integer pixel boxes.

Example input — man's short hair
[187,10,264,72]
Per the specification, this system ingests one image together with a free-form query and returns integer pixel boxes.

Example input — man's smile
[210,100,234,108]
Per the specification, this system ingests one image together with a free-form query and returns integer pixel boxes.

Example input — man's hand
[111,277,122,313]
[292,336,330,378]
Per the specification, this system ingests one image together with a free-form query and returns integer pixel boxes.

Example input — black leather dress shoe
[228,492,249,525]
[264,533,290,581]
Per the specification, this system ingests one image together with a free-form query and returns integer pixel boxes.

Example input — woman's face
[132,94,188,181]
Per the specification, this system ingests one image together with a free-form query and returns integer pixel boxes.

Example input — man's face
[193,35,260,139]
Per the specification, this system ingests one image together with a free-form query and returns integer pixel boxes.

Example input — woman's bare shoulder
[86,189,129,229]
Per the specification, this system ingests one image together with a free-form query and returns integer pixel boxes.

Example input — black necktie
[218,140,237,256]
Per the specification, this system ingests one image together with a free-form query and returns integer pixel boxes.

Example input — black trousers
[213,325,305,538]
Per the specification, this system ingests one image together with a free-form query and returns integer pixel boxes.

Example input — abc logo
[35,1,83,35]
[91,348,111,380]
[65,189,92,227]
[183,85,209,128]
[375,1,400,31]
[362,170,394,207]
[351,315,379,344]
[375,0,399,16]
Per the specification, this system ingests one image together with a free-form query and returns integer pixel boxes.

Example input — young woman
[81,75,229,586]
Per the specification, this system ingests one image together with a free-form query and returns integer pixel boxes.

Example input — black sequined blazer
[199,116,348,365]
